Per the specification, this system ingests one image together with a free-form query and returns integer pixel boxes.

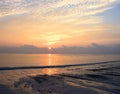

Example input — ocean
[0,54,120,94]
[0,54,120,67]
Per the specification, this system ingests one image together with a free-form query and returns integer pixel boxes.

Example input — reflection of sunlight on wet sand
[45,54,58,75]
[47,69,53,75]
[48,54,51,65]
[45,68,58,75]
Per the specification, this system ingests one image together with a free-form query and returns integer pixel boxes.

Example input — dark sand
[0,84,16,94]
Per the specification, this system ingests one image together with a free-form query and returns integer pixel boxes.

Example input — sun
[48,47,52,50]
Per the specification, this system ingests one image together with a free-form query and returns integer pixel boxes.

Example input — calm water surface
[0,54,120,94]
[0,54,120,67]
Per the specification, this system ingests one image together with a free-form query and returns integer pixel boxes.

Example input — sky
[0,0,120,48]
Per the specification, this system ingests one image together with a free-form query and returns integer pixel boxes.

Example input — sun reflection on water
[45,54,57,75]
[48,54,51,65]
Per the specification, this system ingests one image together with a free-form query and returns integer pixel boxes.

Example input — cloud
[0,44,120,54]
[0,0,119,23]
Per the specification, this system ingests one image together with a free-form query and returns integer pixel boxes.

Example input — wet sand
[0,84,16,94]
[0,61,120,94]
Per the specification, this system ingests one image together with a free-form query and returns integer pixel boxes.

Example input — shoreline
[0,60,120,71]
[0,61,120,94]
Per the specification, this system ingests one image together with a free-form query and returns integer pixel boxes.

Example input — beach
[0,60,120,94]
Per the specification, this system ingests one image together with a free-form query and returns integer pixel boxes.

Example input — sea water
[0,54,120,67]
[0,54,120,94]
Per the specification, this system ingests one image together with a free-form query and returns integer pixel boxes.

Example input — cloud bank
[0,44,120,54]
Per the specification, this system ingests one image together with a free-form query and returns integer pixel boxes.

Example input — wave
[0,60,120,71]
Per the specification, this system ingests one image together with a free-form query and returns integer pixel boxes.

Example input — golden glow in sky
[0,0,120,47]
